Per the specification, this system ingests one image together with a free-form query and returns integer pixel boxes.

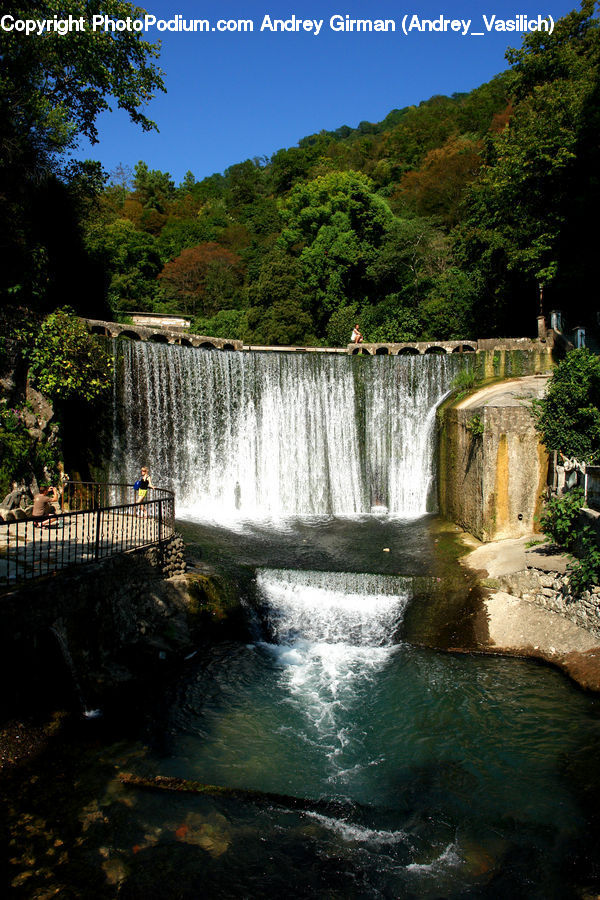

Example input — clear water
[4,521,600,898]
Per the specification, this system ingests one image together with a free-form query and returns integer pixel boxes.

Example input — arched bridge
[84,320,552,357]
[348,340,477,355]
[85,318,243,351]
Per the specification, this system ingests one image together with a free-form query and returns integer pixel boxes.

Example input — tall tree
[456,0,600,333]
[0,0,165,309]
[158,243,242,317]
[279,171,394,327]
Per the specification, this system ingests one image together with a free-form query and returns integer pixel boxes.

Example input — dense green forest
[1,1,599,346]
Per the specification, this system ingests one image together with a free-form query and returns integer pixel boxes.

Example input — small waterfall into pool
[112,344,462,520]
[255,569,411,775]
[257,568,410,646]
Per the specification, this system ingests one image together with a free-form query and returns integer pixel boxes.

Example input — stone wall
[439,403,548,541]
[496,566,600,639]
[0,535,244,715]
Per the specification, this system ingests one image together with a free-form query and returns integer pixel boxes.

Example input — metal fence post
[94,507,102,561]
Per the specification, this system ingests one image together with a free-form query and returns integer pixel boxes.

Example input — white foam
[406,842,462,874]
[305,811,408,847]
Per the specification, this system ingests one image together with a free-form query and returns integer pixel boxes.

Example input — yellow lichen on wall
[492,433,510,539]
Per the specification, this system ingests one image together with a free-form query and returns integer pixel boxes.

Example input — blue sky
[76,0,579,184]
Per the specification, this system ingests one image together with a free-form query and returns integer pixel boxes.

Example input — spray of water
[112,344,460,520]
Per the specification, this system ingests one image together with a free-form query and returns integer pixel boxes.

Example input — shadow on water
[178,512,460,576]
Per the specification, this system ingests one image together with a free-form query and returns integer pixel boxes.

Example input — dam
[111,341,464,519]
[6,339,600,899]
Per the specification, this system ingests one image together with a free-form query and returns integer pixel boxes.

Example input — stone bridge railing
[84,318,554,357]
[348,337,555,355]
[85,318,243,351]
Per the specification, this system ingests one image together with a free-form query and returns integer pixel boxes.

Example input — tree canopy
[534,349,600,463]
[3,2,599,348]
[0,0,165,312]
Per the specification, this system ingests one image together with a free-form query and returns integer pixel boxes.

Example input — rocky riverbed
[462,533,600,691]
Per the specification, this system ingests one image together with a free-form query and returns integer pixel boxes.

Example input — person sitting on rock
[31,485,59,528]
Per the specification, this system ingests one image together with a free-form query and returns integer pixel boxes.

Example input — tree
[456,0,600,333]
[534,349,600,462]
[0,0,165,308]
[133,161,176,212]
[326,304,360,346]
[85,218,162,313]
[246,248,316,345]
[280,171,394,327]
[25,308,112,403]
[395,136,483,225]
[158,243,242,317]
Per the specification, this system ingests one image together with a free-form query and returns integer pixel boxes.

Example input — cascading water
[255,569,410,779]
[112,342,463,519]
[7,346,600,898]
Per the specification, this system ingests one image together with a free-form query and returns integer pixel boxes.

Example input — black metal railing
[0,482,175,589]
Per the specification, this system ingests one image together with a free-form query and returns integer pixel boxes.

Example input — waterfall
[257,568,410,647]
[254,568,411,772]
[112,343,461,519]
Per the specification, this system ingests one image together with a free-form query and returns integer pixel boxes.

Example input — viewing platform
[0,483,175,589]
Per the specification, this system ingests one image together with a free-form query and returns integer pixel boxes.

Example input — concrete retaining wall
[0,535,195,714]
[438,380,549,541]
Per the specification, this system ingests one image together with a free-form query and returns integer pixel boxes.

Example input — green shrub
[539,488,600,595]
[451,366,480,401]
[25,307,112,404]
[533,349,600,462]
[539,487,584,550]
[567,526,600,595]
[466,414,484,437]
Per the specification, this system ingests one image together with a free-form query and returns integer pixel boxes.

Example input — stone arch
[397,347,419,355]
[117,330,142,341]
[179,338,193,347]
[148,332,169,344]
[222,343,236,351]
[424,346,446,354]
[90,325,111,337]
[452,344,476,353]
[375,346,389,355]
[199,341,216,350]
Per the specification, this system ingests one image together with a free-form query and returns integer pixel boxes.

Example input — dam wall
[438,376,550,542]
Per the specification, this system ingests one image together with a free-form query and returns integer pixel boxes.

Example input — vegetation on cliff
[535,349,600,592]
[0,307,112,496]
[1,3,598,347]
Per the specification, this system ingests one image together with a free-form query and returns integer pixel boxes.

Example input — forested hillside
[2,1,599,346]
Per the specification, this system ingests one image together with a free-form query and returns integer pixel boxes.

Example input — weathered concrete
[439,376,550,541]
[348,337,555,357]
[84,318,243,351]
